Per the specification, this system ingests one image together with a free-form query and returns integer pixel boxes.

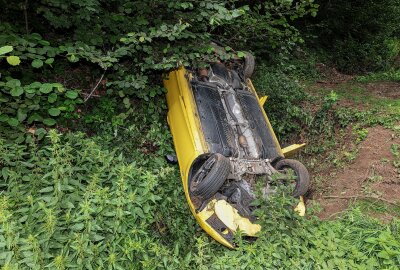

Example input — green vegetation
[307,0,400,73]
[1,132,400,268]
[1,0,400,269]
[355,69,400,83]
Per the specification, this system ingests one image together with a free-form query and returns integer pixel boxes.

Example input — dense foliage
[0,0,318,141]
[305,0,400,72]
[1,130,400,269]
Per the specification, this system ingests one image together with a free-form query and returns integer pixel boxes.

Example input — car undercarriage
[164,54,309,247]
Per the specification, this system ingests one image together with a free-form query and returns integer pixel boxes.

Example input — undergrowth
[1,131,399,269]
[355,69,400,83]
[1,76,400,268]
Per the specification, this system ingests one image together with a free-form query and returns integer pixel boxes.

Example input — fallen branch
[323,195,398,205]
[84,71,106,102]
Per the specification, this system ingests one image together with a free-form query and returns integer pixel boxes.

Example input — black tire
[275,159,310,198]
[190,153,230,200]
[243,52,255,79]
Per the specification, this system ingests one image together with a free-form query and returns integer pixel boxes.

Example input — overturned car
[163,53,309,248]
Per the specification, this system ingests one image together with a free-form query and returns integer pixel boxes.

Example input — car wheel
[190,153,230,200]
[243,52,255,79]
[275,159,310,198]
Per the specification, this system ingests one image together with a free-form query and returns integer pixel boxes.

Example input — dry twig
[323,195,397,205]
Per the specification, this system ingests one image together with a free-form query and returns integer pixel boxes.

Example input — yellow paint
[259,95,268,106]
[164,68,234,248]
[295,196,306,217]
[214,200,261,236]
[282,143,306,158]
[198,199,216,221]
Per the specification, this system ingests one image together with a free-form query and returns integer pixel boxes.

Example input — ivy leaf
[10,87,24,97]
[0,45,13,55]
[43,118,56,126]
[48,108,61,116]
[6,56,21,66]
[65,90,78,99]
[32,59,44,68]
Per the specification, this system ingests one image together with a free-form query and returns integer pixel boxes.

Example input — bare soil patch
[312,64,400,99]
[363,82,400,99]
[315,126,400,219]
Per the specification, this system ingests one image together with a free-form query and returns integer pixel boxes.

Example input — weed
[355,69,400,83]
[354,126,369,144]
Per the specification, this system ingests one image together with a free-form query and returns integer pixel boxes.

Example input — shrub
[252,66,310,141]
[309,0,400,72]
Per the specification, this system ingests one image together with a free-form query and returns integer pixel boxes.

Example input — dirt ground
[308,66,400,219]
[315,126,400,219]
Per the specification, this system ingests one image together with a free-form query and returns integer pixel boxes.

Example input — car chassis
[164,56,309,248]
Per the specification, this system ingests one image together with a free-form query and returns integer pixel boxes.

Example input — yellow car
[163,56,309,248]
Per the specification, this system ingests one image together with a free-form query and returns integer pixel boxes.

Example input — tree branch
[84,71,106,102]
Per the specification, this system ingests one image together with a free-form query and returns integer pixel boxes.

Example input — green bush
[1,132,399,269]
[310,0,400,72]
[252,66,310,141]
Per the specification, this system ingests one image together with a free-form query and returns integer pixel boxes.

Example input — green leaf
[7,118,19,127]
[45,58,54,65]
[31,59,43,68]
[53,83,64,92]
[6,79,21,88]
[43,118,56,126]
[237,51,246,58]
[71,223,84,231]
[0,114,9,122]
[123,97,131,108]
[25,87,36,94]
[39,83,53,94]
[35,128,47,140]
[48,108,61,116]
[48,93,58,103]
[39,186,54,193]
[17,109,27,122]
[10,87,24,97]
[65,90,78,99]
[0,45,13,55]
[6,56,21,66]
[27,113,43,124]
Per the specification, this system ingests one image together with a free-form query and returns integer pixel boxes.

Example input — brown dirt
[312,64,400,100]
[363,82,400,99]
[303,65,400,219]
[315,126,400,219]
